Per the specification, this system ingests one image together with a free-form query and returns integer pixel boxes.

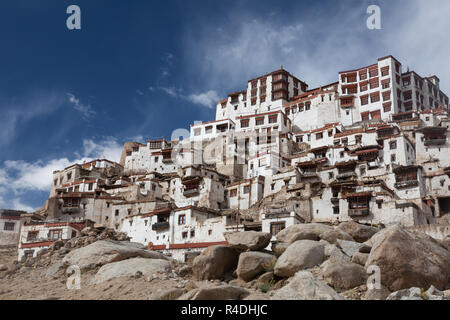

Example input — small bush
[259,279,275,293]
[262,259,276,272]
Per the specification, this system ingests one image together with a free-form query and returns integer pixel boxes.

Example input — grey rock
[149,288,186,300]
[62,240,167,270]
[93,257,171,284]
[337,221,379,243]
[274,240,325,277]
[322,261,367,292]
[276,223,332,244]
[320,229,354,244]
[192,245,240,280]
[351,252,369,266]
[224,231,272,251]
[271,271,343,300]
[336,239,366,258]
[237,251,276,282]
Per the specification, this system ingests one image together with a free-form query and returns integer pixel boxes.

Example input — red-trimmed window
[381,66,389,76]
[371,110,381,120]
[240,119,249,128]
[360,95,369,105]
[370,92,380,103]
[382,90,391,102]
[369,68,379,77]
[383,102,392,112]
[361,112,370,121]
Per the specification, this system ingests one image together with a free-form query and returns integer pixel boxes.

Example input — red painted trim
[20,241,55,249]
[168,241,228,249]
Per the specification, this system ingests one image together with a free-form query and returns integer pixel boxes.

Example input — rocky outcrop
[337,239,366,258]
[274,240,325,277]
[275,223,332,244]
[192,245,240,280]
[322,261,367,291]
[236,252,276,282]
[362,285,391,300]
[442,236,450,252]
[387,286,444,300]
[62,240,167,270]
[320,229,354,244]
[337,221,379,243]
[183,285,250,300]
[271,271,343,300]
[351,252,369,266]
[365,225,450,291]
[149,288,186,300]
[224,231,272,251]
[323,244,351,263]
[93,257,171,284]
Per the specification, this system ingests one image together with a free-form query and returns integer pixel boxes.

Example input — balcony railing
[151,221,170,231]
[183,188,200,197]
[424,139,446,146]
[337,172,357,180]
[62,206,80,214]
[394,180,419,189]
[348,208,369,217]
[300,172,317,178]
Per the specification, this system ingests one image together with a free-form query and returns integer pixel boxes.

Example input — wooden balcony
[183,187,200,197]
[394,180,419,189]
[424,138,446,146]
[348,208,369,217]
[151,221,170,231]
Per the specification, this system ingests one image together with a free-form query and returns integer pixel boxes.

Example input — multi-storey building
[15,55,450,262]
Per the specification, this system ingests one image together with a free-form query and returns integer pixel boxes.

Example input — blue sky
[1,0,450,211]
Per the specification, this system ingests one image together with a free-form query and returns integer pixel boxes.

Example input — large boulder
[324,244,351,263]
[224,231,272,251]
[442,236,450,252]
[336,239,366,258]
[337,221,379,242]
[62,240,167,270]
[320,229,354,244]
[184,285,250,300]
[351,252,369,266]
[274,240,325,277]
[93,257,171,284]
[236,252,276,282]
[192,245,240,280]
[276,223,332,244]
[365,225,450,291]
[322,261,367,292]
[271,271,343,300]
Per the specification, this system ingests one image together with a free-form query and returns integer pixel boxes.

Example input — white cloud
[187,90,220,109]
[182,1,450,95]
[11,199,35,212]
[67,93,96,119]
[0,137,124,210]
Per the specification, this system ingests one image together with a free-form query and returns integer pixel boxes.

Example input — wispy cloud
[67,93,96,120]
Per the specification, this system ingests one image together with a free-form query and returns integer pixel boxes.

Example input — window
[370,92,380,103]
[205,126,213,134]
[256,118,264,125]
[360,96,369,105]
[270,222,285,235]
[27,231,38,241]
[48,229,62,240]
[190,230,195,238]
[240,119,249,128]
[178,214,186,225]
[389,141,397,150]
[391,154,396,162]
[4,222,15,231]
[268,115,278,124]
[208,230,212,236]
[369,68,378,77]
[182,231,188,239]
[67,172,72,181]
[381,66,389,76]
[194,128,201,136]
[243,185,250,194]
[115,209,119,216]
[88,183,93,191]
[230,189,237,197]
[333,207,340,215]
[316,132,323,140]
